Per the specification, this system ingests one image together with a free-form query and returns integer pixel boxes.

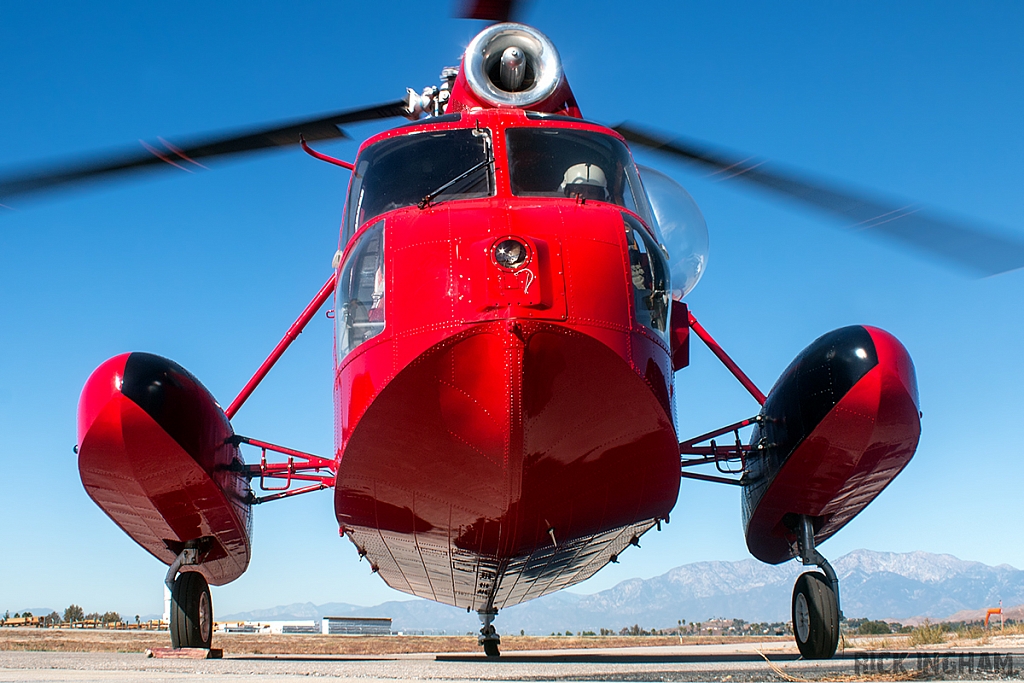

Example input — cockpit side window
[506,128,653,226]
[624,213,670,344]
[343,128,494,242]
[336,220,386,360]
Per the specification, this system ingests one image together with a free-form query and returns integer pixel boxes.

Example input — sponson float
[15,16,971,658]
[744,326,920,658]
[78,353,251,648]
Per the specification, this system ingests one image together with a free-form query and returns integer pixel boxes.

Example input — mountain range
[220,549,1024,634]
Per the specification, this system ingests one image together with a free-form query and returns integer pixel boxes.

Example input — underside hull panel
[335,321,678,610]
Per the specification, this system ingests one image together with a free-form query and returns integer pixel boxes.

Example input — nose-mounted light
[493,238,529,270]
[464,23,563,108]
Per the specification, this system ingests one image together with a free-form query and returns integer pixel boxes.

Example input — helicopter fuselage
[332,109,680,611]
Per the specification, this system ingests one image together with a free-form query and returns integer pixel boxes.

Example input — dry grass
[951,621,1023,647]
[857,636,895,651]
[0,628,788,655]
[0,629,170,654]
[848,623,1024,652]
[5,624,1015,657]
[907,621,946,647]
[849,634,912,651]
[996,622,1024,635]
[948,625,988,647]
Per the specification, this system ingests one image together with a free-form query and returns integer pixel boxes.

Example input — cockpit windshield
[344,128,494,240]
[506,128,653,225]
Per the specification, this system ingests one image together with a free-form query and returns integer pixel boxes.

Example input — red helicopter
[4,6,1023,660]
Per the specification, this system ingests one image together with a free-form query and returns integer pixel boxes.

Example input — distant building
[219,622,262,634]
[700,618,734,636]
[211,617,392,635]
[216,621,316,634]
[322,616,392,635]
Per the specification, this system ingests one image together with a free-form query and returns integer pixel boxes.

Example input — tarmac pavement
[1,643,1022,682]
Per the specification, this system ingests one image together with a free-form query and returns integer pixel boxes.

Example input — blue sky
[1,1,1022,619]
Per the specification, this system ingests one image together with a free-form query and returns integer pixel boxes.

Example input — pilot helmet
[560,163,608,201]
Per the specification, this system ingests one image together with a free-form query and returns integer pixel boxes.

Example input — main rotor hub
[463,23,563,107]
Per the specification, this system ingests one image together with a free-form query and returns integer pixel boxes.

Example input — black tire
[170,571,213,649]
[792,571,839,659]
[483,640,500,658]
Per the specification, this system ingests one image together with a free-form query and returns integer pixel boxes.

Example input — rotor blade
[459,0,520,22]
[615,123,1024,277]
[0,99,409,204]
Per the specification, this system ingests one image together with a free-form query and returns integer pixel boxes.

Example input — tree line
[1,606,143,627]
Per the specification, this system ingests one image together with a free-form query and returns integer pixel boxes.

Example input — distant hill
[220,549,1024,634]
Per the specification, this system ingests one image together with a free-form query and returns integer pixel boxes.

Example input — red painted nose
[335,320,680,557]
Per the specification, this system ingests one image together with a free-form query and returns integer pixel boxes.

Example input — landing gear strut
[791,516,840,660]
[166,549,213,649]
[478,608,500,658]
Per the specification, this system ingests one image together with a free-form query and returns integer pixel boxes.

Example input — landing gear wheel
[792,571,839,660]
[170,571,213,649]
[477,609,500,658]
[480,623,500,658]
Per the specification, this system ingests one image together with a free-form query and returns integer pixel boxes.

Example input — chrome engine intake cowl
[464,23,563,108]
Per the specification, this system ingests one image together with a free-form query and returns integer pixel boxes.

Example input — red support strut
[234,435,335,471]
[687,310,767,405]
[226,272,338,419]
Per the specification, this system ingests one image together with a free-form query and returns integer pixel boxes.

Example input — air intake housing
[451,22,578,115]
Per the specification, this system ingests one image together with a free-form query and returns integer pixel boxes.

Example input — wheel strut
[165,548,199,593]
[796,516,842,619]
[478,608,500,658]
[790,515,841,660]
